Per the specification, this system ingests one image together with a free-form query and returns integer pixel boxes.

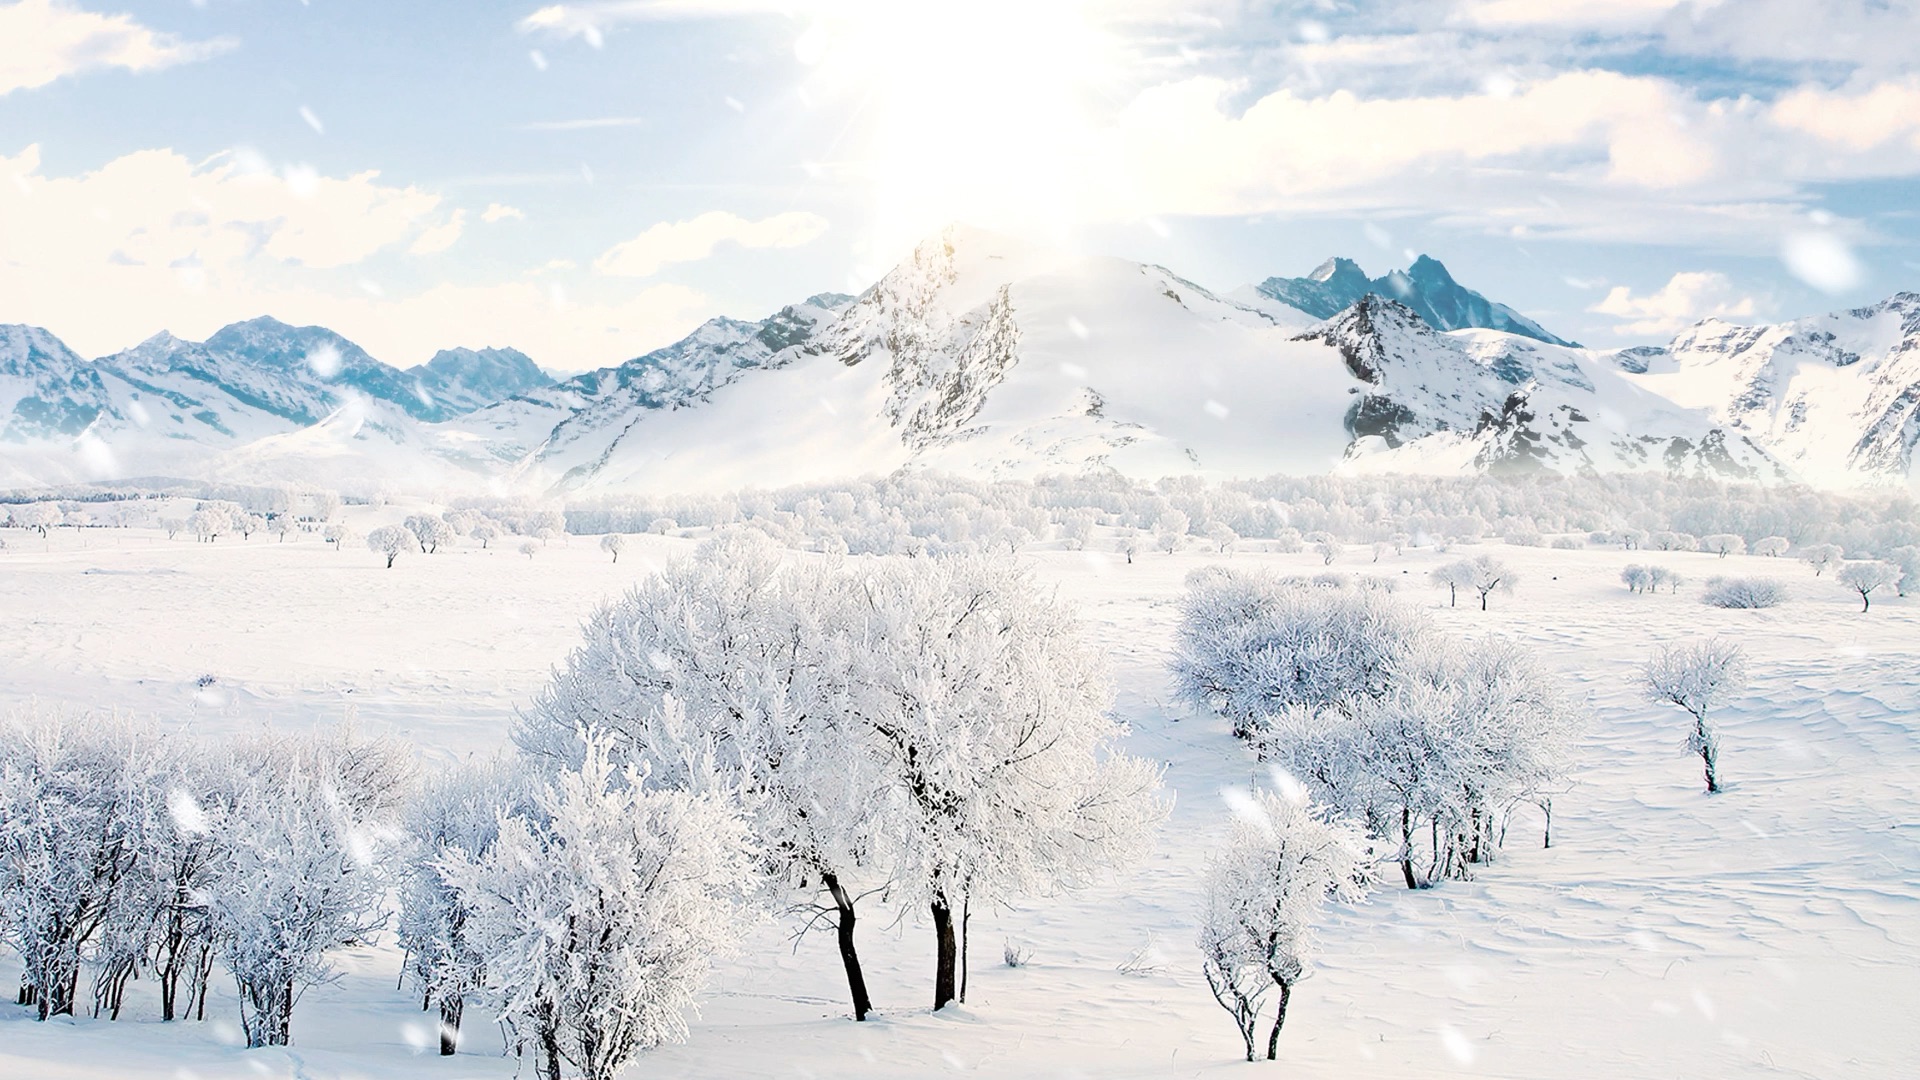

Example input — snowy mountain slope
[412,346,550,415]
[505,227,1769,495]
[1257,255,1577,347]
[0,325,111,439]
[1622,292,1920,486]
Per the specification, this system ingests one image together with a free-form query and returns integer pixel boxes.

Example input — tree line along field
[1,487,1917,1079]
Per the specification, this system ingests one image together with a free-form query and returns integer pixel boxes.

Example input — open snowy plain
[2,509,1915,1079]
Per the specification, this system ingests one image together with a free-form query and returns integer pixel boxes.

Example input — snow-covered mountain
[1256,255,1577,347]
[7,226,1919,493]
[1621,292,1920,486]
[440,227,1769,494]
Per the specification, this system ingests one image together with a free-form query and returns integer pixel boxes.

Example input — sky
[3,0,1920,372]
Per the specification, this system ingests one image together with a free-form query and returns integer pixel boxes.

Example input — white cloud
[408,209,466,255]
[0,0,232,95]
[1772,78,1920,151]
[482,202,525,222]
[1590,271,1756,336]
[1781,231,1867,294]
[1454,0,1689,28]
[594,210,830,278]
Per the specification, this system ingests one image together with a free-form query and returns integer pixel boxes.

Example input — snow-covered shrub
[1649,566,1682,594]
[1198,791,1370,1061]
[1172,568,1433,739]
[366,524,416,569]
[1308,531,1339,566]
[1837,560,1900,611]
[204,729,410,1046]
[442,739,750,1080]
[1642,639,1746,794]
[1802,543,1843,576]
[1752,536,1790,558]
[1259,637,1580,887]
[398,760,532,1055]
[1503,529,1543,547]
[518,540,539,559]
[1890,546,1920,596]
[1550,535,1582,550]
[1701,577,1785,609]
[649,516,677,535]
[1272,527,1304,554]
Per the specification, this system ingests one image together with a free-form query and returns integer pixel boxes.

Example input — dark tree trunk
[822,873,873,1021]
[1541,797,1554,848]
[1400,805,1418,890]
[538,1017,563,1080]
[931,900,958,1011]
[18,976,35,1007]
[1264,979,1293,1060]
[439,994,463,1055]
[1448,583,1457,607]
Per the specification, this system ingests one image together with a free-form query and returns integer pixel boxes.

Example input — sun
[792,0,1127,263]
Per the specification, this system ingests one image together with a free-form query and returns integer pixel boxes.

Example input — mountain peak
[1256,254,1574,347]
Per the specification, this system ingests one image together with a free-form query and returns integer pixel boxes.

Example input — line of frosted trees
[1170,567,1584,1060]
[2,533,1165,1080]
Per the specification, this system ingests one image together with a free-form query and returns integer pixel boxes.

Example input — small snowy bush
[1701,577,1785,608]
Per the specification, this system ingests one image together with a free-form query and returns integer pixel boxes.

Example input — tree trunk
[959,899,970,1004]
[1480,590,1489,611]
[822,873,873,1021]
[439,994,463,1055]
[1698,719,1720,794]
[537,1016,563,1080]
[932,900,958,1011]
[1400,805,1418,890]
[1541,797,1553,848]
[1264,979,1293,1060]
[1448,583,1457,607]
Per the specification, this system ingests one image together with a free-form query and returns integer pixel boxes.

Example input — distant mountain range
[1257,256,1577,347]
[2,230,1916,493]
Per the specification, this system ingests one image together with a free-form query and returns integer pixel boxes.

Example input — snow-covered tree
[1198,791,1371,1061]
[160,516,186,540]
[599,533,626,563]
[11,502,60,537]
[1837,560,1899,611]
[1209,521,1240,556]
[1172,568,1432,740]
[442,739,751,1080]
[367,524,417,569]
[1430,560,1477,606]
[1753,536,1790,558]
[1889,546,1920,597]
[471,522,499,549]
[1642,639,1747,794]
[204,730,409,1046]
[313,490,342,522]
[406,514,455,554]
[649,516,677,535]
[1452,554,1517,611]
[323,523,352,551]
[519,540,540,559]
[1155,510,1189,555]
[1701,533,1746,558]
[1308,531,1339,566]
[1802,543,1843,576]
[1260,637,1581,887]
[0,711,148,1019]
[518,531,891,1021]
[271,514,295,542]
[238,513,266,541]
[1119,528,1141,564]
[851,554,1166,1009]
[398,760,532,1055]
[1620,565,1653,594]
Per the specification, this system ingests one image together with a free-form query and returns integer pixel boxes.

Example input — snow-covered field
[2,515,1916,1079]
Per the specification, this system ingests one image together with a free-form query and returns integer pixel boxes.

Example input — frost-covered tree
[471,522,499,549]
[313,491,342,522]
[160,516,186,540]
[851,554,1166,1010]
[1308,532,1339,566]
[1701,534,1745,558]
[406,514,455,554]
[1802,543,1843,576]
[649,516,677,535]
[519,540,540,559]
[1261,637,1580,887]
[271,514,295,542]
[238,513,265,541]
[599,533,626,563]
[323,523,352,551]
[518,531,892,1021]
[398,760,532,1055]
[1209,521,1240,556]
[1198,792,1371,1061]
[1889,546,1920,597]
[0,711,148,1019]
[1171,568,1432,740]
[1059,508,1098,551]
[1837,560,1899,611]
[366,524,416,568]
[1753,536,1790,558]
[1119,528,1141,564]
[1430,560,1476,606]
[1620,565,1653,594]
[12,502,60,537]
[1435,554,1516,610]
[1156,509,1189,555]
[442,739,750,1080]
[1642,639,1747,794]
[205,730,409,1047]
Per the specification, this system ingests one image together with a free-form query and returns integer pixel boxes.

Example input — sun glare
[794,0,1124,264]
